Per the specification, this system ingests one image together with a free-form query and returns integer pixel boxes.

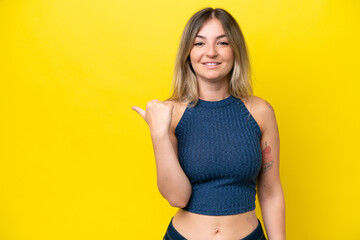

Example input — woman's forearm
[151,132,192,208]
[259,188,286,240]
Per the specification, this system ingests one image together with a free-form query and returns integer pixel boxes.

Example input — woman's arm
[151,129,192,208]
[132,100,192,208]
[255,97,286,240]
[149,101,192,208]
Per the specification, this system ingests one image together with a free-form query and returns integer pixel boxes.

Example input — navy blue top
[175,95,262,216]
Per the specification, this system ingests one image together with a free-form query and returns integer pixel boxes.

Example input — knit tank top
[175,94,262,216]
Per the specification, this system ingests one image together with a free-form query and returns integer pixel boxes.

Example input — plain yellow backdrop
[1,0,359,239]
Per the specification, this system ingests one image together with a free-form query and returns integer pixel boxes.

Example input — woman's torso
[169,96,264,240]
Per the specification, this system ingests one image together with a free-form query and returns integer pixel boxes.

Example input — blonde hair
[164,7,254,108]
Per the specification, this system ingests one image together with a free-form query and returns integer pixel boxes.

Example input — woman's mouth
[202,62,221,69]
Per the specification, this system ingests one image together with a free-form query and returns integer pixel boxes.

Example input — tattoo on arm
[261,141,274,173]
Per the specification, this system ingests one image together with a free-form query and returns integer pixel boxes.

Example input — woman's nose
[206,44,218,57]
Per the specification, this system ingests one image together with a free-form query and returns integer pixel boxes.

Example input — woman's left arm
[256,98,286,240]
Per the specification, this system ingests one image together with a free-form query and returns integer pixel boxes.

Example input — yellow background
[1,0,359,239]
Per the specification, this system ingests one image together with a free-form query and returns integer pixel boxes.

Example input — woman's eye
[194,42,228,46]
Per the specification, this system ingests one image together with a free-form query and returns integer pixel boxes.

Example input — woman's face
[189,18,234,83]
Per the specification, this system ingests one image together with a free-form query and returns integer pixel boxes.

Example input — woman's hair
[165,7,253,108]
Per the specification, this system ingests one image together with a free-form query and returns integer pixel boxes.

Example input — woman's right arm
[132,100,192,208]
[151,126,192,208]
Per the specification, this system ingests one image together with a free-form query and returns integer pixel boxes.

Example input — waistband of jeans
[167,216,187,240]
[241,218,265,240]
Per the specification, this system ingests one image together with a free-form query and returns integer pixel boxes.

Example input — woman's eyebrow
[196,34,227,39]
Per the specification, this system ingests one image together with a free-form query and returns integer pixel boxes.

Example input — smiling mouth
[202,62,221,66]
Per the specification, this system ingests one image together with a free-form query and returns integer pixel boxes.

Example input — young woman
[132,7,285,240]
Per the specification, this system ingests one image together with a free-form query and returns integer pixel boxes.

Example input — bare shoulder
[243,95,275,113]
[241,95,277,134]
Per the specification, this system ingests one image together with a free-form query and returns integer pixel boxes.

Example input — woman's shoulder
[242,95,275,113]
[241,95,277,134]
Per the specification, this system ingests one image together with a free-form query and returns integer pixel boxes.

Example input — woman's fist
[132,99,174,137]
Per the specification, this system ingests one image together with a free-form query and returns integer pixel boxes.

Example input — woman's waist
[173,208,258,233]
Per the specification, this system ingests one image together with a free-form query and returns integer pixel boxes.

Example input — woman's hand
[131,99,174,137]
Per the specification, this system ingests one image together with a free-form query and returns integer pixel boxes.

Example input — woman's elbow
[169,200,187,208]
[167,194,190,208]
[167,191,191,208]
[159,179,192,208]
